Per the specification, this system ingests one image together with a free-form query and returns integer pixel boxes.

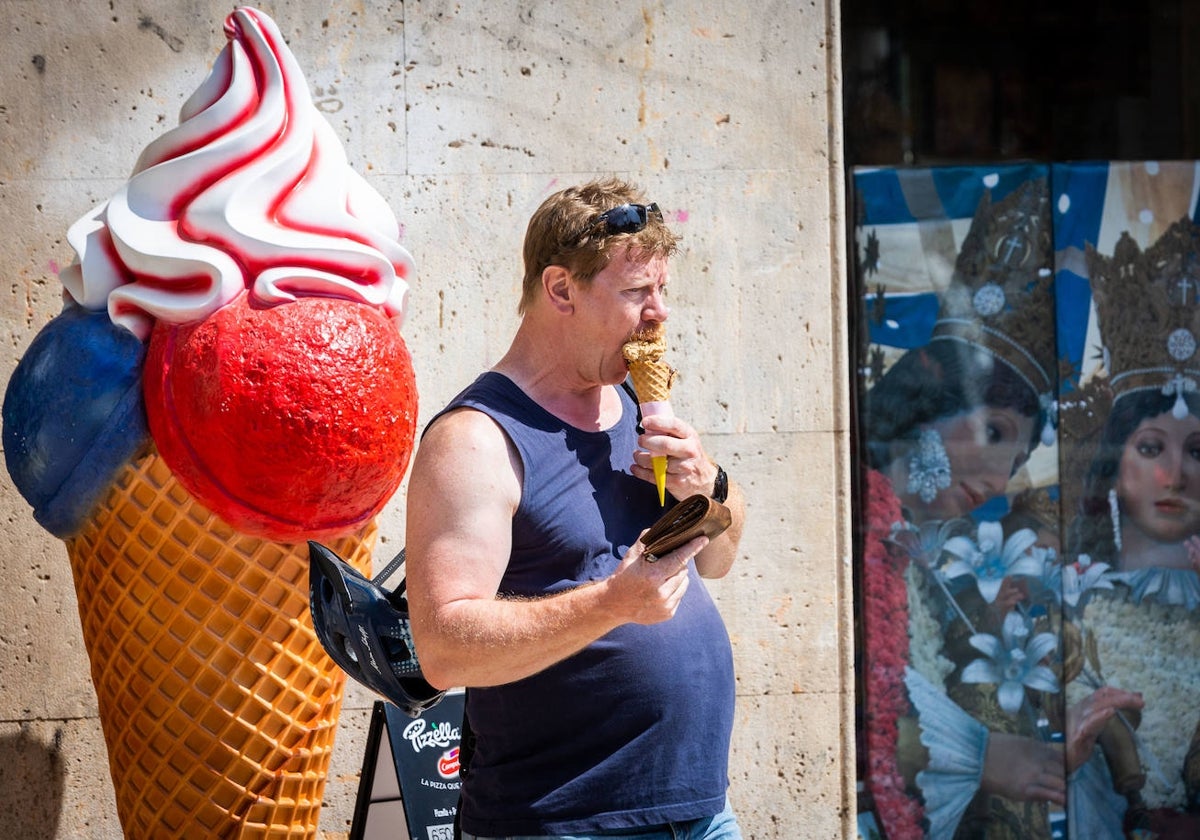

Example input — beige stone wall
[0,1,852,838]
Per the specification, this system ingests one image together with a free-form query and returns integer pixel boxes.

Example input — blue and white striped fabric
[854,164,1048,351]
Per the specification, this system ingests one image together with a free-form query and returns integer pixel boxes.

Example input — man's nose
[643,288,669,321]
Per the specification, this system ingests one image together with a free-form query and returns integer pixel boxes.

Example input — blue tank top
[434,372,735,836]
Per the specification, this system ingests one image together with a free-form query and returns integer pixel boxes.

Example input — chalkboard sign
[350,690,465,840]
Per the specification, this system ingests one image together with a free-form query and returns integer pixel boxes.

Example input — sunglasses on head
[592,202,662,236]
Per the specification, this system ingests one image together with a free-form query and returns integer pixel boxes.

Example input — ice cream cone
[64,445,377,839]
[626,359,675,406]
[626,359,676,505]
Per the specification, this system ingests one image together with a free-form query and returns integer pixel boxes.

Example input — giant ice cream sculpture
[2,8,416,838]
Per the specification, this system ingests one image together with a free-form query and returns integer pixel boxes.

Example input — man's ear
[542,265,574,314]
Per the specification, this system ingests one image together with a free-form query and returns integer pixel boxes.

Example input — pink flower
[860,470,926,838]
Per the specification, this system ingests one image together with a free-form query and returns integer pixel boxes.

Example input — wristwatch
[711,464,729,504]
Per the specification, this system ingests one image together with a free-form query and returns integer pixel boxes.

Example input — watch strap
[712,463,729,503]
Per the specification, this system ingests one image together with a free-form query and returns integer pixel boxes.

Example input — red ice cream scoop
[143,290,417,542]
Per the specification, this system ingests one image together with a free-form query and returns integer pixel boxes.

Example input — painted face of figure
[1116,410,1200,545]
[903,405,1036,521]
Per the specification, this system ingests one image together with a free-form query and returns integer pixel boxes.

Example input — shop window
[851,161,1200,838]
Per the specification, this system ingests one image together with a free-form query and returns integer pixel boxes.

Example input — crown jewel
[1086,217,1200,417]
[931,179,1057,406]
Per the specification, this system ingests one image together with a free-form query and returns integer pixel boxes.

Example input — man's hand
[633,414,717,501]
[605,534,709,625]
[633,412,745,580]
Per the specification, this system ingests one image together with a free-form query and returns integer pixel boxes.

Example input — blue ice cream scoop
[3,302,150,537]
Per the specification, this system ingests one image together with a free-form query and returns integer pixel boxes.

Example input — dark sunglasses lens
[603,204,649,233]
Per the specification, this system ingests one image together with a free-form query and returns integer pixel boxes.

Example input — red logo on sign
[438,747,461,779]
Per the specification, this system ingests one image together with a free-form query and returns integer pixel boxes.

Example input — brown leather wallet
[641,494,733,560]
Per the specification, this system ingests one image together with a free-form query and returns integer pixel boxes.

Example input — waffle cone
[65,445,377,839]
[628,360,675,404]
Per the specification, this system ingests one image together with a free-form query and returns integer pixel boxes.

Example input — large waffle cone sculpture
[64,445,377,839]
[627,360,675,404]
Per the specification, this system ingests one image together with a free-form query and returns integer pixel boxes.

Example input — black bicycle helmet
[308,540,446,717]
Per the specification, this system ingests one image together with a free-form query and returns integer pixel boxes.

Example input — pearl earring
[1108,488,1123,552]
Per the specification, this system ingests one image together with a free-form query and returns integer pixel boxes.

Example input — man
[405,177,746,839]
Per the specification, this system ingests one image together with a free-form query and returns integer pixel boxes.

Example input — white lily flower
[1061,553,1114,608]
[886,517,973,569]
[941,522,1046,603]
[962,610,1060,714]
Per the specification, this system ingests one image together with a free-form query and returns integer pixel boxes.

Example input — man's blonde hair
[520,177,680,314]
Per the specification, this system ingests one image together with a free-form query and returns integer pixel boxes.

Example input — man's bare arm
[694,479,744,578]
[405,408,706,690]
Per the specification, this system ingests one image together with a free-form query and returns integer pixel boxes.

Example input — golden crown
[930,178,1056,404]
[1086,217,1200,414]
[1056,370,1114,522]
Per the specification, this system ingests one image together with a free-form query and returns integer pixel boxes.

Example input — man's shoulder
[438,371,530,417]
[423,403,509,447]
[413,405,521,498]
